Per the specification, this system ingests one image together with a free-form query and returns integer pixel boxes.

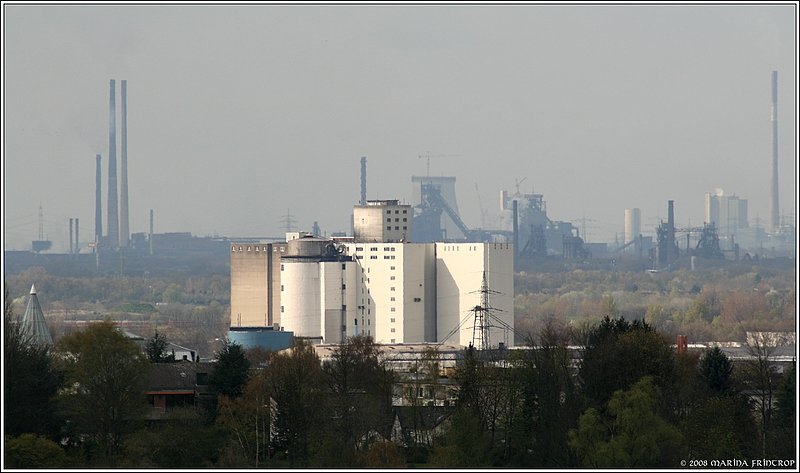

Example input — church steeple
[21,283,54,346]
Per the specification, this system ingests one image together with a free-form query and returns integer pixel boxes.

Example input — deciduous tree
[57,319,151,460]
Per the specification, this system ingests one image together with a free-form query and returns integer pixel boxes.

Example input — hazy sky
[3,3,797,252]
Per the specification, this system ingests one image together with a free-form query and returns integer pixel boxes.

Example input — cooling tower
[120,79,129,248]
[624,208,641,244]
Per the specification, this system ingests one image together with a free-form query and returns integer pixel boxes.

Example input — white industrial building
[234,200,515,348]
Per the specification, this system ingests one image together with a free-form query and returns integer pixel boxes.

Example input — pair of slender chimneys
[95,79,129,249]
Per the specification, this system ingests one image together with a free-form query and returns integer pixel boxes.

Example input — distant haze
[3,4,796,252]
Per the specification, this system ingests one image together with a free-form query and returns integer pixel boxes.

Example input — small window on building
[390,307,396,312]
[342,284,346,290]
[390,247,395,251]
[342,263,347,269]
[390,287,396,291]
[384,256,391,259]
[255,246,259,252]
[280,247,285,252]
[402,226,407,230]
[395,218,399,222]
[390,317,395,323]
[390,328,396,333]
[395,226,399,230]
[371,247,378,251]
[390,275,395,280]
[387,226,392,230]
[414,297,421,302]
[356,247,363,251]
[403,209,407,214]
[342,305,347,310]
[391,255,396,259]
[387,210,391,214]
[281,285,284,291]
[390,338,395,343]
[354,319,358,325]
[395,210,399,214]
[387,218,391,222]
[390,266,395,270]
[390,297,395,302]
[403,218,407,222]
[370,255,377,259]
[280,264,284,271]
[384,247,391,251]
[281,306,284,313]
[239,246,243,251]
[231,247,235,252]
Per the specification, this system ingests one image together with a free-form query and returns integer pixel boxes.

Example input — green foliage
[4,433,69,468]
[267,340,323,466]
[122,408,228,467]
[430,409,492,467]
[360,441,406,467]
[208,340,251,399]
[56,319,151,459]
[579,316,675,408]
[569,377,683,468]
[3,292,64,439]
[771,362,796,457]
[682,395,758,459]
[316,336,394,467]
[699,346,733,396]
[145,331,176,363]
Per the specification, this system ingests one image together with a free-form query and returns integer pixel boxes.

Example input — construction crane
[513,177,527,197]
[418,153,460,177]
[475,183,489,229]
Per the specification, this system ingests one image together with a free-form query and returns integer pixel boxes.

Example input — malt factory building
[230,200,514,348]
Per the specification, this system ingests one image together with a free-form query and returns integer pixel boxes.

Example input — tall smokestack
[120,79,129,248]
[667,200,675,263]
[149,209,154,256]
[69,218,74,255]
[360,156,367,205]
[95,154,102,247]
[75,218,79,254]
[770,70,779,233]
[107,79,119,248]
[512,199,519,262]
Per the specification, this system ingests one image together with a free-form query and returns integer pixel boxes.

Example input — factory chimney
[69,218,74,255]
[95,154,102,247]
[360,156,367,205]
[120,80,129,248]
[75,218,79,254]
[107,79,119,248]
[149,209,154,256]
[512,200,519,262]
[770,70,779,233]
[667,200,675,263]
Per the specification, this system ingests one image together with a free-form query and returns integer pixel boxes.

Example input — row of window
[386,209,408,214]
[386,218,408,222]
[386,226,408,231]
[232,245,285,253]
[355,246,398,252]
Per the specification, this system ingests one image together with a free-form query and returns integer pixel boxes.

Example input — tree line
[4,293,796,467]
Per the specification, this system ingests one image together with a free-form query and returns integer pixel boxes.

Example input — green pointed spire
[21,283,54,346]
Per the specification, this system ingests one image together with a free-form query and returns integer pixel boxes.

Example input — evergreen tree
[208,340,251,399]
[698,346,733,396]
[3,290,64,440]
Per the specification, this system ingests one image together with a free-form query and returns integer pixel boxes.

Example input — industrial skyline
[3,3,797,252]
